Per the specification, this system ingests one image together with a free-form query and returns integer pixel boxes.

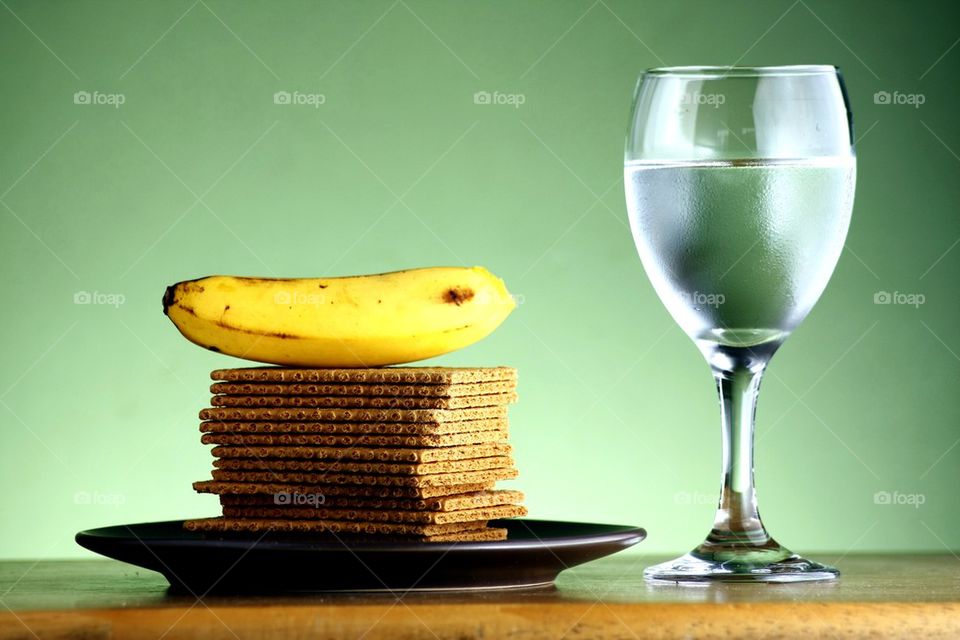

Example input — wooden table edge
[3,600,960,639]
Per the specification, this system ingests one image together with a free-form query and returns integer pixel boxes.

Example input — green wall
[1,0,957,560]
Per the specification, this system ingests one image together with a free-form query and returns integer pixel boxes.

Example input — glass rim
[643,65,839,78]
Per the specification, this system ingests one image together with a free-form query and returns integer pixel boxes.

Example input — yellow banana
[162,267,515,367]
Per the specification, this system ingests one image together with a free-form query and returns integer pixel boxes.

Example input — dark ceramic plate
[76,519,645,593]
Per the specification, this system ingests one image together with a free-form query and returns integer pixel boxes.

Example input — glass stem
[703,350,775,550]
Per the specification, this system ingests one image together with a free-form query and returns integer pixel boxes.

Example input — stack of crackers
[184,366,526,542]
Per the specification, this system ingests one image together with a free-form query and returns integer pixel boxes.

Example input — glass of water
[624,66,856,582]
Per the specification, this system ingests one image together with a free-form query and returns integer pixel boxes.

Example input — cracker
[199,406,506,424]
[325,529,510,543]
[211,366,517,385]
[220,504,527,524]
[219,489,525,511]
[423,528,506,542]
[210,381,517,399]
[330,529,509,543]
[209,467,519,487]
[210,442,512,464]
[193,480,495,499]
[183,517,489,536]
[182,523,507,542]
[202,430,507,448]
[210,392,517,410]
[199,418,506,437]
[211,456,513,476]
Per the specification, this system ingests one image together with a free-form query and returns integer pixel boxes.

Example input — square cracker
[209,467,519,487]
[209,381,517,398]
[183,516,490,536]
[328,528,510,542]
[199,406,506,424]
[219,489,525,512]
[210,442,512,464]
[202,430,507,448]
[211,456,513,476]
[193,480,495,499]
[199,418,506,437]
[220,504,527,524]
[182,520,508,542]
[210,392,517,410]
[210,366,517,385]
[420,528,507,542]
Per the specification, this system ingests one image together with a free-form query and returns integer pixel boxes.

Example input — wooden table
[1,554,958,639]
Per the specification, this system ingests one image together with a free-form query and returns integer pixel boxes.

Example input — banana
[162,267,515,367]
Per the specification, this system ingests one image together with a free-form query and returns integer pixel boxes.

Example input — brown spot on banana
[163,279,206,314]
[443,324,473,333]
[180,282,205,293]
[443,287,474,305]
[208,318,304,339]
[171,302,296,340]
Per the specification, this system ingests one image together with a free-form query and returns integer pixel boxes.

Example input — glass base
[644,550,839,584]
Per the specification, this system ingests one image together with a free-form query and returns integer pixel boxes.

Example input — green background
[1,0,958,560]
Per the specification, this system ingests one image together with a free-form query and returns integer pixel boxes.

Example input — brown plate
[75,519,646,593]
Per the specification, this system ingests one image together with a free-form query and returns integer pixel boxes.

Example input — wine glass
[624,66,856,582]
